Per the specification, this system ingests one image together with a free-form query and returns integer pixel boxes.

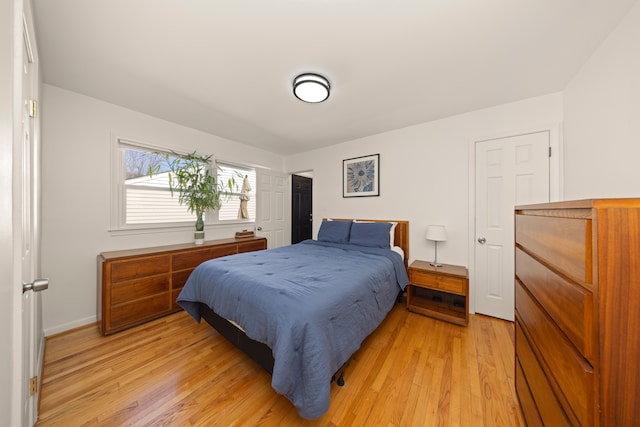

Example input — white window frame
[110,137,256,234]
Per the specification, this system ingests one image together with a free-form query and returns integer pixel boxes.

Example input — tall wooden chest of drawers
[98,237,266,335]
[515,199,640,426]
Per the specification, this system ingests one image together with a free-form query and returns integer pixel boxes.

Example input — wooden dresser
[514,199,640,426]
[98,236,266,335]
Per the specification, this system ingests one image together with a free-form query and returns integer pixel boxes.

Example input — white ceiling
[33,0,637,155]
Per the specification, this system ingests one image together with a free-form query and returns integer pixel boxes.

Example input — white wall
[563,0,640,199]
[40,0,640,335]
[41,84,285,335]
[286,93,563,271]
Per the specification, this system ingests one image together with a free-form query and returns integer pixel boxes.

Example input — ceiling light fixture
[293,73,330,103]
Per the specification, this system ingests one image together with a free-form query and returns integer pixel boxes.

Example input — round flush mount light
[293,73,330,103]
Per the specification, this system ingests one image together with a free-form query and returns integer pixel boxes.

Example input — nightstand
[407,260,469,326]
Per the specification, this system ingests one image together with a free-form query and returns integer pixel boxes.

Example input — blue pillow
[317,220,352,244]
[349,222,392,248]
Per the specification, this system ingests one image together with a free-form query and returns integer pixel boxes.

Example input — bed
[177,219,410,419]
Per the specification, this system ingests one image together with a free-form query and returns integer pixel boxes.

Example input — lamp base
[429,241,443,268]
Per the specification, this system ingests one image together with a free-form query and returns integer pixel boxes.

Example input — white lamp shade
[425,225,447,242]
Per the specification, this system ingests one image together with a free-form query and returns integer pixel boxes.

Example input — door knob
[23,278,49,293]
[477,237,487,244]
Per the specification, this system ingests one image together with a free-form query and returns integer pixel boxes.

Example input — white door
[256,169,289,248]
[21,5,45,426]
[0,3,16,425]
[475,132,550,321]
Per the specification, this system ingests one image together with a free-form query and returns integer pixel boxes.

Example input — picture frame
[343,154,380,197]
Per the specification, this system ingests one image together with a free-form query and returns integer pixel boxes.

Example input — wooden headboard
[325,219,410,271]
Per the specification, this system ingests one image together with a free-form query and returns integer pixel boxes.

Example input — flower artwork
[343,154,380,197]
[347,160,375,192]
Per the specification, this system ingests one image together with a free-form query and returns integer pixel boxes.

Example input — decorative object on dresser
[148,151,239,244]
[407,260,468,326]
[515,198,640,426]
[425,224,447,267]
[97,236,266,335]
[235,229,254,239]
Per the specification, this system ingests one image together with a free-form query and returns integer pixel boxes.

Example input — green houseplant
[150,151,237,244]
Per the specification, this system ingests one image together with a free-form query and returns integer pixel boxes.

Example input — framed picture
[343,154,380,197]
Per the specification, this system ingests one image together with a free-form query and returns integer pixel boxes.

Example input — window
[217,162,256,222]
[113,139,256,231]
[122,145,196,226]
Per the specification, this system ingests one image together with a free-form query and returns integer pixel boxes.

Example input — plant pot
[194,231,205,245]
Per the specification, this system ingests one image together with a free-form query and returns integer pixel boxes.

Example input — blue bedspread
[177,239,409,419]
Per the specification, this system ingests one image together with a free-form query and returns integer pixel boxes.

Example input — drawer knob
[478,237,487,244]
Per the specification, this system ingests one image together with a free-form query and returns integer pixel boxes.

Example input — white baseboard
[44,315,97,337]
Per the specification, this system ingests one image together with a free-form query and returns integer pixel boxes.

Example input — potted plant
[150,151,237,244]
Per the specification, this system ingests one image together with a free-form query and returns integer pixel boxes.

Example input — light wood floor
[37,304,525,426]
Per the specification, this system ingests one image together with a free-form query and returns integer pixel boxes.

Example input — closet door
[475,131,550,320]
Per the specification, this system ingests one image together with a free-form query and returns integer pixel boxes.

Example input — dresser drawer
[172,269,193,292]
[110,293,171,328]
[171,288,182,311]
[111,275,170,305]
[516,214,592,285]
[237,239,266,253]
[516,281,594,426]
[515,360,544,427]
[172,244,237,271]
[110,255,170,282]
[516,322,567,426]
[409,269,465,295]
[516,248,595,362]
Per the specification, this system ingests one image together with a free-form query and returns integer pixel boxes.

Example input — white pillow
[391,245,404,260]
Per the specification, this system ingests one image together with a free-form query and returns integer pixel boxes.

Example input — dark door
[291,174,312,244]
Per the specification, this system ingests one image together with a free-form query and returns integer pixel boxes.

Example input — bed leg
[336,372,345,387]
[333,359,351,386]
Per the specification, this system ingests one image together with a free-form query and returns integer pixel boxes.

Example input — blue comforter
[177,239,409,419]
